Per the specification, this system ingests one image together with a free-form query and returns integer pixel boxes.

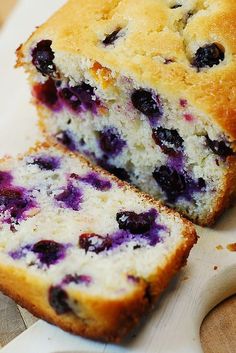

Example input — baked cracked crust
[17,0,236,139]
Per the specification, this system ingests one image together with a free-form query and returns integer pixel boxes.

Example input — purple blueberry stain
[70,172,112,191]
[62,274,92,286]
[56,130,78,152]
[131,89,162,126]
[79,233,112,254]
[192,43,225,69]
[0,187,36,224]
[99,127,126,157]
[152,127,184,156]
[31,240,68,266]
[9,245,32,260]
[49,286,71,315]
[0,171,12,187]
[33,78,61,111]
[32,40,56,76]
[78,209,166,254]
[28,156,61,171]
[206,136,234,157]
[55,184,83,211]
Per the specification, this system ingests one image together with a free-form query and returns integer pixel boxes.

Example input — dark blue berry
[55,184,82,211]
[59,88,81,111]
[98,159,130,182]
[153,166,186,202]
[79,233,112,254]
[152,127,183,155]
[116,210,156,234]
[99,127,126,157]
[103,29,121,46]
[131,89,162,117]
[0,188,33,221]
[62,274,92,286]
[32,40,56,76]
[48,286,71,315]
[192,44,224,69]
[206,136,233,157]
[29,156,60,171]
[32,240,66,266]
[33,79,59,109]
[56,131,77,151]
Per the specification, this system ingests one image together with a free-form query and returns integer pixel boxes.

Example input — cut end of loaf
[16,0,236,226]
[0,141,197,342]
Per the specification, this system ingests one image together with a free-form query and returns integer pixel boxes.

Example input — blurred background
[0,0,16,27]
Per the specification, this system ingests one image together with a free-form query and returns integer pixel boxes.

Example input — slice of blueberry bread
[0,142,196,342]
[17,0,236,225]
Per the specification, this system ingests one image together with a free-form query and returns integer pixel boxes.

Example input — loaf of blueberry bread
[0,141,196,342]
[17,0,236,226]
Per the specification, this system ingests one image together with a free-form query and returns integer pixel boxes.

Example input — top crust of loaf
[18,0,236,140]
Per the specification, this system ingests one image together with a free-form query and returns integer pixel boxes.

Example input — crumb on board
[227,243,236,252]
[213,266,218,271]
[216,245,223,250]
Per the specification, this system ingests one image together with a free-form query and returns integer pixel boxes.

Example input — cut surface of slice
[0,142,196,342]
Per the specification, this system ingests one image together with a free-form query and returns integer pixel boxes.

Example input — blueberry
[153,166,186,202]
[59,88,81,111]
[0,188,33,221]
[116,210,156,234]
[131,89,162,117]
[206,136,233,157]
[29,156,60,171]
[98,159,130,182]
[103,29,121,46]
[48,286,71,315]
[32,40,56,76]
[62,274,92,286]
[55,184,82,211]
[32,240,66,266]
[152,127,184,155]
[99,127,126,157]
[192,44,224,69]
[56,131,77,151]
[79,233,112,254]
[33,79,59,109]
[198,178,206,189]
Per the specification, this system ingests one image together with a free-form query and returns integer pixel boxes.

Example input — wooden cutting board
[0,0,236,352]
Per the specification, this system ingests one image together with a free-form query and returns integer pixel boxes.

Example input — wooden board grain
[0,1,236,352]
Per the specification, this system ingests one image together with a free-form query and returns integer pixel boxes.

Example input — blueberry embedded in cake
[0,142,196,342]
[17,0,236,226]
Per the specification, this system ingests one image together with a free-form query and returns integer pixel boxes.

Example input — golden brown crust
[17,0,236,140]
[0,226,196,342]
